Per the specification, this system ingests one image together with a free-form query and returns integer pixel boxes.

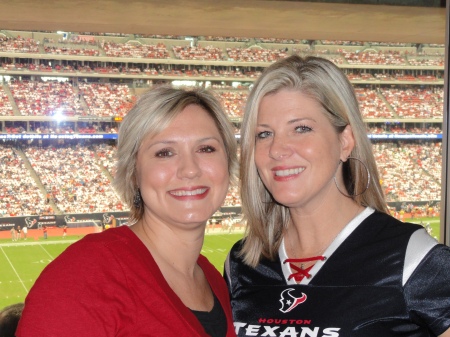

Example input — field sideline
[0,217,441,309]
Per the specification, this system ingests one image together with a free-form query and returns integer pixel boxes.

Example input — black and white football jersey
[225,208,450,337]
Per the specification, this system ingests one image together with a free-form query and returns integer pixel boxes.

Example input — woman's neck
[287,199,364,256]
[130,214,214,311]
[130,215,205,276]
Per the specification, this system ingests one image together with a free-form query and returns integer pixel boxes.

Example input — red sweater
[17,226,236,337]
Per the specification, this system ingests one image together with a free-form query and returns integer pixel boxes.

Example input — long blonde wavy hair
[239,55,388,267]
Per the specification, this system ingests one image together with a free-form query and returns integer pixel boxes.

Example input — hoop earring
[133,188,142,209]
[334,157,370,197]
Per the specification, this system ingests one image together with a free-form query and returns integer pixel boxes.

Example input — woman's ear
[339,125,355,161]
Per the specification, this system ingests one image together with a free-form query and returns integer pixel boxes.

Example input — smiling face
[135,104,229,228]
[254,89,354,212]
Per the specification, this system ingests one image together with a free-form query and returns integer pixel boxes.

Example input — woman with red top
[17,86,238,337]
[225,55,450,337]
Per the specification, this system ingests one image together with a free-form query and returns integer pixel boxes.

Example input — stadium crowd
[101,41,169,59]
[354,87,393,118]
[8,80,84,117]
[0,146,54,217]
[0,32,444,220]
[0,34,445,69]
[381,87,444,119]
[22,144,124,214]
[77,83,135,117]
[1,61,443,83]
[374,142,441,202]
[172,45,224,60]
[0,140,440,218]
[0,78,444,121]
[0,35,39,53]
[0,87,14,116]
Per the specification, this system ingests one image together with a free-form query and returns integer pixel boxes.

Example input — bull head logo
[279,288,307,313]
[24,217,37,228]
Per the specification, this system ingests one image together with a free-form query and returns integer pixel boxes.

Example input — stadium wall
[0,211,129,231]
[0,206,243,231]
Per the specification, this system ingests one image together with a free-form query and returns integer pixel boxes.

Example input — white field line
[0,246,28,293]
[39,244,55,260]
[0,240,77,248]
[201,234,242,256]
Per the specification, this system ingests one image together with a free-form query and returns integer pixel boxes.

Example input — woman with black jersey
[225,55,450,337]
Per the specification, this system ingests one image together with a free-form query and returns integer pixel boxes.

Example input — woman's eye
[155,149,173,157]
[199,145,216,153]
[295,125,312,133]
[256,131,271,139]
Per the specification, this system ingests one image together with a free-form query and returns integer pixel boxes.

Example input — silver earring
[133,189,142,209]
[334,157,370,197]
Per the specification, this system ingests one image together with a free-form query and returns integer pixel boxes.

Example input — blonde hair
[114,85,238,223]
[240,55,388,267]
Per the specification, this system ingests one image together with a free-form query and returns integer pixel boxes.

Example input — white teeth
[170,188,207,196]
[274,168,304,177]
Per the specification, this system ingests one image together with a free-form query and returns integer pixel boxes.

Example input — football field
[0,231,243,309]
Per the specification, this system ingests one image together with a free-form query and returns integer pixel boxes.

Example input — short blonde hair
[114,85,238,223]
[240,55,388,267]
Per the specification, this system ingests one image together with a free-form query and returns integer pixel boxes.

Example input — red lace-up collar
[283,256,327,282]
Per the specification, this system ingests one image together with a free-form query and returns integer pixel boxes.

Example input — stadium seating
[0,31,444,218]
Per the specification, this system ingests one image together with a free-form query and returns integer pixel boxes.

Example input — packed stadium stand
[0,29,444,228]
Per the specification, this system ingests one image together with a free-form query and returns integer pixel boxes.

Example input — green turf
[202,233,243,273]
[0,232,243,309]
[407,217,441,241]
[0,242,72,308]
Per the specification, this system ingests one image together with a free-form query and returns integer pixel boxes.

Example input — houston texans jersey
[225,208,450,337]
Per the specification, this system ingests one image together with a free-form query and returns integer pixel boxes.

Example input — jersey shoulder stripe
[403,228,438,286]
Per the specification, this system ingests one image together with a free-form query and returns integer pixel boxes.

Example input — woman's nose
[177,155,201,179]
[269,136,292,160]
